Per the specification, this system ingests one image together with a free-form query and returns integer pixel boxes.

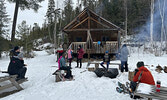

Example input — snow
[0,50,167,100]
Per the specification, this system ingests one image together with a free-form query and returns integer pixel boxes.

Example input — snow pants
[60,66,72,79]
[121,61,128,72]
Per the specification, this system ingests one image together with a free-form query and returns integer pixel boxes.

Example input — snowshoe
[117,82,130,94]
[116,87,123,93]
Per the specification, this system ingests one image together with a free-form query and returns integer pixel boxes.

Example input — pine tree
[0,0,10,58]
[63,0,74,25]
[0,0,10,36]
[46,0,55,24]
[7,0,44,43]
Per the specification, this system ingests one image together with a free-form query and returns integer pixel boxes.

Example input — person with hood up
[120,44,129,72]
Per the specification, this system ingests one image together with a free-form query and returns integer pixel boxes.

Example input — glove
[134,69,139,76]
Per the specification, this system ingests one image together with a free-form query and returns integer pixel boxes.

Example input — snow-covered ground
[0,50,167,100]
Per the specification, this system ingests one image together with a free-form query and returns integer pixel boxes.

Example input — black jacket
[8,57,24,75]
[103,54,110,63]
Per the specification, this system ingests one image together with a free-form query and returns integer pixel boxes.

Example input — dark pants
[68,58,72,67]
[121,61,128,72]
[18,67,27,78]
[60,66,72,79]
[77,58,82,68]
[100,62,109,70]
[130,81,137,92]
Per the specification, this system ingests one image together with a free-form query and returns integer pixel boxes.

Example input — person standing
[67,48,73,67]
[55,45,63,62]
[76,45,84,68]
[120,44,129,72]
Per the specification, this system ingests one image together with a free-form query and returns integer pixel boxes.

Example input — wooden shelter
[63,8,124,57]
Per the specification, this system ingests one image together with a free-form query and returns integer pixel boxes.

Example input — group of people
[100,44,129,72]
[56,45,85,79]
[99,44,155,98]
[7,44,155,99]
[8,46,27,81]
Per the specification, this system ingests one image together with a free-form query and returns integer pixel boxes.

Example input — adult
[55,45,63,61]
[120,44,129,72]
[100,51,110,71]
[59,52,73,79]
[130,61,155,93]
[8,52,27,80]
[67,48,73,67]
[9,46,20,60]
[76,45,84,68]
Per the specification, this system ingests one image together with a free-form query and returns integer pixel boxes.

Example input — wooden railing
[71,41,118,54]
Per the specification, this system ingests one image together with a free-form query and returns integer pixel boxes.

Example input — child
[100,51,110,71]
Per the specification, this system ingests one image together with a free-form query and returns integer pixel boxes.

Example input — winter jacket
[77,48,84,59]
[120,46,129,61]
[103,54,110,63]
[68,49,72,59]
[133,66,155,85]
[8,57,24,75]
[55,47,63,54]
[60,57,66,68]
[58,56,63,70]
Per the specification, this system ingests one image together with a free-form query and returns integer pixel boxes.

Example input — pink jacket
[68,49,72,59]
[77,48,84,59]
[58,56,62,70]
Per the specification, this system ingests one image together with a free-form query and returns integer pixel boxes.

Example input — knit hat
[105,51,109,53]
[137,61,144,68]
[14,46,20,51]
[18,52,24,59]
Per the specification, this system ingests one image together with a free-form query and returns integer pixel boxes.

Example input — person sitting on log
[8,52,27,81]
[59,52,73,79]
[129,61,155,98]
[100,51,110,71]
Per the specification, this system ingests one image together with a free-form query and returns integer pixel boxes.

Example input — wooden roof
[63,8,124,34]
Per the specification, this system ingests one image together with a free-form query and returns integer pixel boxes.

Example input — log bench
[87,61,121,71]
[134,85,167,100]
[0,74,28,91]
[52,70,67,82]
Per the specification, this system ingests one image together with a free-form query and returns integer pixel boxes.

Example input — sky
[5,0,77,30]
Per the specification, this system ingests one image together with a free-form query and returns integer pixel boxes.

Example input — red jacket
[77,48,84,59]
[133,66,155,85]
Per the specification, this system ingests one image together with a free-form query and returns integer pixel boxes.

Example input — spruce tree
[0,0,10,58]
[0,0,10,36]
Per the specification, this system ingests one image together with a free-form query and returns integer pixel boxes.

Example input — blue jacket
[60,57,66,68]
[120,46,129,61]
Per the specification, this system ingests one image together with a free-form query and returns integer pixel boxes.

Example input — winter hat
[14,46,20,51]
[18,52,24,59]
[105,51,109,53]
[79,45,82,48]
[137,61,144,68]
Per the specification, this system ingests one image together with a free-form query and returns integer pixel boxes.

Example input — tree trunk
[11,0,19,42]
[0,51,1,58]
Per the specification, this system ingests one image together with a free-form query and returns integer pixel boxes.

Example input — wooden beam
[63,9,87,30]
[72,17,89,29]
[64,28,118,32]
[9,78,23,90]
[90,17,110,28]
